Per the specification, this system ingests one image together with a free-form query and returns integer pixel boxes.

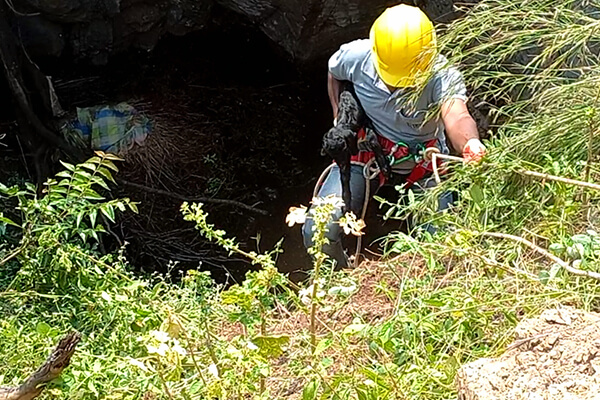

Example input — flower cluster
[129,329,187,376]
[145,330,187,357]
[298,278,326,306]
[285,195,365,237]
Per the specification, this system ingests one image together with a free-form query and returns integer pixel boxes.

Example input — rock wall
[11,0,459,65]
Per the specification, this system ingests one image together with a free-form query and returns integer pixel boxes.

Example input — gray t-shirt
[328,39,468,172]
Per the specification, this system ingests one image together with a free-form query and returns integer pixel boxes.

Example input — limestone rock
[457,307,600,400]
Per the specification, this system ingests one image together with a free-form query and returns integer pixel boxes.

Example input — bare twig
[506,332,552,351]
[478,231,600,280]
[0,332,80,400]
[116,179,269,216]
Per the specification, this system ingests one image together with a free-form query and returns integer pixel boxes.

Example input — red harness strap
[350,128,444,188]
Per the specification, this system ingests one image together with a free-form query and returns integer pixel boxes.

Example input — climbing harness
[364,136,446,189]
[313,128,447,268]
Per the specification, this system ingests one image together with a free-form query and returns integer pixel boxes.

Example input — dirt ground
[217,256,428,398]
[457,307,600,400]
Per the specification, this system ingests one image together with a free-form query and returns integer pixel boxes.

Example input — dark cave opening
[0,14,404,284]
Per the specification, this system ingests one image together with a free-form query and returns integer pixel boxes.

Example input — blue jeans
[302,164,453,268]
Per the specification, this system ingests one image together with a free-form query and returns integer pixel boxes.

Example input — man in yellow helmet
[303,4,486,267]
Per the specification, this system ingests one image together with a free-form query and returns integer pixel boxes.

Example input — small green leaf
[89,229,99,242]
[74,169,92,179]
[250,335,290,358]
[59,161,75,171]
[92,176,110,190]
[320,357,334,369]
[539,270,550,285]
[101,153,124,162]
[95,167,116,183]
[55,171,72,178]
[83,189,105,201]
[302,380,318,400]
[571,234,592,245]
[470,184,484,205]
[189,381,203,394]
[87,379,98,396]
[549,263,562,280]
[548,243,565,254]
[76,212,84,228]
[0,214,19,227]
[423,298,445,307]
[90,209,98,228]
[79,162,99,172]
[101,160,119,172]
[36,322,51,335]
[101,205,115,222]
[343,323,369,335]
[407,189,416,205]
[314,338,332,356]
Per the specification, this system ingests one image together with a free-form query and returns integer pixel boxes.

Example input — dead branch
[517,169,600,191]
[0,332,81,400]
[479,231,600,280]
[431,153,600,191]
[117,178,270,216]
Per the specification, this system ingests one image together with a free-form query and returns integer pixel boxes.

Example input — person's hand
[462,138,486,164]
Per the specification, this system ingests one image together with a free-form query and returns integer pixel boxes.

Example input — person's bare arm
[328,72,343,120]
[441,98,478,151]
[441,98,486,162]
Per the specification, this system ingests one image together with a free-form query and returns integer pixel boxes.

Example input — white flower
[339,212,366,236]
[150,330,170,343]
[208,363,219,378]
[299,287,312,306]
[147,343,169,357]
[127,357,149,372]
[172,343,187,356]
[298,287,312,298]
[286,205,307,226]
[247,341,259,351]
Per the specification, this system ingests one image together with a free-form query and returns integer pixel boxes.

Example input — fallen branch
[116,179,270,216]
[478,231,600,280]
[0,332,81,400]
[431,152,600,191]
[517,169,600,191]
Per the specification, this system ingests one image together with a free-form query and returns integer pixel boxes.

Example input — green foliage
[0,153,351,400]
[6,3,600,399]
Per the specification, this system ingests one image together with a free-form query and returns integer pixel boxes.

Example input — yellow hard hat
[370,4,437,87]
